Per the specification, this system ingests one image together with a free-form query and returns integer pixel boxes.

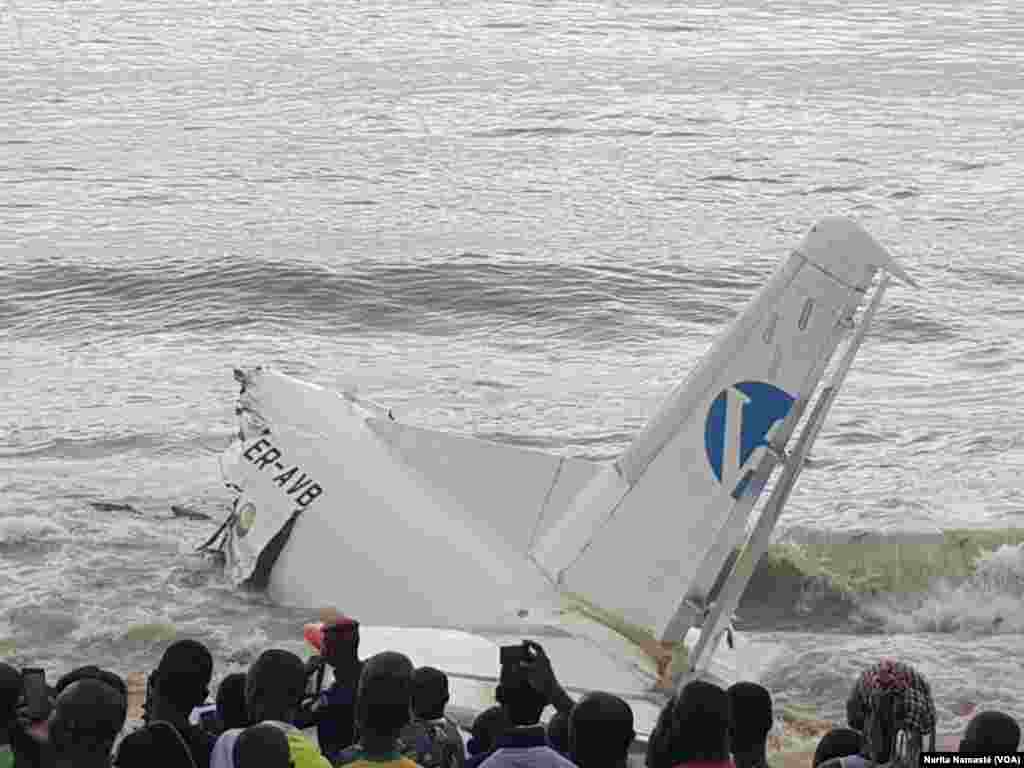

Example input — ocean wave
[4,255,762,342]
[480,21,529,30]
[472,126,579,138]
[948,160,1000,172]
[805,184,865,194]
[725,528,1024,633]
[951,265,1024,291]
[643,24,698,33]
[703,174,787,184]
[866,544,1024,634]
[4,603,80,642]
[0,515,68,545]
[59,620,183,675]
[873,305,961,344]
[0,432,232,462]
[825,430,887,446]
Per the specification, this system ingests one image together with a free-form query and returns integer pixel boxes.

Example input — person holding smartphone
[8,665,56,768]
[477,640,575,768]
[0,664,23,768]
[12,665,130,768]
[13,668,127,768]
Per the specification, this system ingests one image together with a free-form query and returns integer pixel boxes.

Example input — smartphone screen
[21,667,49,721]
[500,644,532,667]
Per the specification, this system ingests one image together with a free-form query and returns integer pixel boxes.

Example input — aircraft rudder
[801,216,917,289]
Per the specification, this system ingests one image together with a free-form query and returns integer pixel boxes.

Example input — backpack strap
[148,721,199,768]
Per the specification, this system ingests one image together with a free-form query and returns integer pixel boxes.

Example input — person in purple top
[215,674,249,734]
[465,707,508,768]
[297,616,364,757]
[478,641,574,768]
[545,711,570,757]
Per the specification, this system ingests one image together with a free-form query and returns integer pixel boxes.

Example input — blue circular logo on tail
[704,381,795,499]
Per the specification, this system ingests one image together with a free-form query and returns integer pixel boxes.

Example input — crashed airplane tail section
[211,216,911,692]
[528,216,914,661]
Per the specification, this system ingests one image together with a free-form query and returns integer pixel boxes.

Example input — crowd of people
[0,616,1020,768]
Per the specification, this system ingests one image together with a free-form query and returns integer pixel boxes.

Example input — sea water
[2,0,1023,738]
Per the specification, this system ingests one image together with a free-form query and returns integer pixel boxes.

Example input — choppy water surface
[2,0,1023,736]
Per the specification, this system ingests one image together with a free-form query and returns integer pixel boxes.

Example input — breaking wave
[865,544,1024,634]
[731,527,1024,634]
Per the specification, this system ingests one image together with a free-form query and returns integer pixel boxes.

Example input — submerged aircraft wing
[313,624,782,742]
[349,626,665,718]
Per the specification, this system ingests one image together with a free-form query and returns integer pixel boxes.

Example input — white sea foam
[973,544,1024,597]
[871,543,1024,633]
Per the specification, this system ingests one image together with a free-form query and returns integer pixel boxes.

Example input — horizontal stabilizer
[222,368,558,627]
[367,418,601,554]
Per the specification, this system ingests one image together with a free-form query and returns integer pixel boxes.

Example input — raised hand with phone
[499,641,574,717]
[15,667,54,747]
[1,664,24,768]
[20,669,51,723]
[488,642,577,768]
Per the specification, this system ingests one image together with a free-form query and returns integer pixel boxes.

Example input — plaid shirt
[850,659,936,758]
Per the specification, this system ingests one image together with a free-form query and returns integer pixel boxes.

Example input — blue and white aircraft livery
[704,381,796,500]
[216,217,913,738]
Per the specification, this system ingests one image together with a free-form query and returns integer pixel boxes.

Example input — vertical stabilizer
[683,272,894,685]
[529,218,909,644]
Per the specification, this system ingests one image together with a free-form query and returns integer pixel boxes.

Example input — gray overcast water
[2,0,1022,737]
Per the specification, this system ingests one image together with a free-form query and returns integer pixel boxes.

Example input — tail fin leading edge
[684,271,893,684]
[529,218,909,645]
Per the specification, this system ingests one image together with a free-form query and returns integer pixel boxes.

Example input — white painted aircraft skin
[219,216,911,725]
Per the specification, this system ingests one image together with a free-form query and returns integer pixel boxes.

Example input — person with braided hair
[845,660,936,768]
